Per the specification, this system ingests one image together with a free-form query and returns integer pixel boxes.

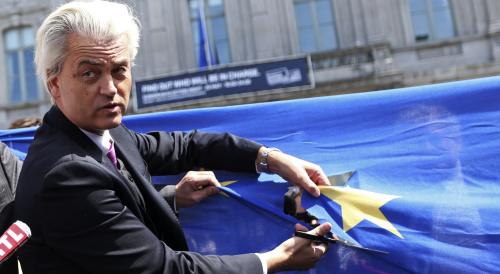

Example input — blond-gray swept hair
[35,0,140,92]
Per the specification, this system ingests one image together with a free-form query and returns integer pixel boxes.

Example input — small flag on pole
[197,0,215,68]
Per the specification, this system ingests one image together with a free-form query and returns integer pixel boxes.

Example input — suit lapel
[110,126,188,250]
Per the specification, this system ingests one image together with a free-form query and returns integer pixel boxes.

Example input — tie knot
[106,139,118,168]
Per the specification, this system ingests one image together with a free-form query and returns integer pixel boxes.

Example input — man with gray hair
[15,1,332,273]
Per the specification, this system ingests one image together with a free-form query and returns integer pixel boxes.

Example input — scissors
[284,171,388,255]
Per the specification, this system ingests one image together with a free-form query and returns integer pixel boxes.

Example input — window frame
[3,26,39,104]
[409,0,456,42]
[293,0,339,53]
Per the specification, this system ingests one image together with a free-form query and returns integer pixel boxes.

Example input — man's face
[48,34,132,133]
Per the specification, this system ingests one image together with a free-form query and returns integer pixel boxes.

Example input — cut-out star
[319,186,403,238]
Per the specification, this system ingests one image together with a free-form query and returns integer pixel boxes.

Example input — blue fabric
[0,126,36,160]
[2,76,500,273]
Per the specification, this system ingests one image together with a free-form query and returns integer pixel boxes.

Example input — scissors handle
[294,231,334,243]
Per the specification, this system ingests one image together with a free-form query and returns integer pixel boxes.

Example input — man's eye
[114,67,127,74]
[82,71,96,78]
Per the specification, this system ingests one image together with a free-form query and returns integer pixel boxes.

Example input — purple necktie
[106,140,118,168]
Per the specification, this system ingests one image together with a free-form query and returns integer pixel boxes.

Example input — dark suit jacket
[15,106,264,274]
[0,142,22,274]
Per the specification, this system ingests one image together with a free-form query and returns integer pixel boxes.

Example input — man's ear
[47,75,61,99]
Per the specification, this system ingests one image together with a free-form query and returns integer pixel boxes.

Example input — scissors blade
[294,231,388,255]
[327,171,355,186]
[333,235,388,255]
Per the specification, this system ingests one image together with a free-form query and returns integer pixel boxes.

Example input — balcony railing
[310,45,385,70]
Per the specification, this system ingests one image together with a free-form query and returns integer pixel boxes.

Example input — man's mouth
[101,102,123,112]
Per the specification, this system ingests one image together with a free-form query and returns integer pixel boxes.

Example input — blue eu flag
[3,77,500,273]
[166,77,500,273]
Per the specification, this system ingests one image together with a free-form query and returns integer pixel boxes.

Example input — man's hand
[263,147,331,197]
[175,171,221,208]
[261,222,332,273]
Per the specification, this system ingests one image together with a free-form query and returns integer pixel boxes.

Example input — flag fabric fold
[2,77,500,273]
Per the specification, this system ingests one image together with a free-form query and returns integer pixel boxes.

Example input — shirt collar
[80,128,113,153]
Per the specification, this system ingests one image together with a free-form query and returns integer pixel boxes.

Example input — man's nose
[99,74,118,96]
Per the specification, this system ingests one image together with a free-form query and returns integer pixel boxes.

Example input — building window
[410,0,455,42]
[189,0,230,67]
[294,0,338,53]
[4,26,39,104]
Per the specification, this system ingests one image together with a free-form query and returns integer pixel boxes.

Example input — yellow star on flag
[220,180,237,187]
[197,167,236,187]
[218,180,237,197]
[319,186,403,238]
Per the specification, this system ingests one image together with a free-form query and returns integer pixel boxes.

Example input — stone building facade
[1,0,500,128]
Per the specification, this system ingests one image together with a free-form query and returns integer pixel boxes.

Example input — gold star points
[319,186,403,238]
